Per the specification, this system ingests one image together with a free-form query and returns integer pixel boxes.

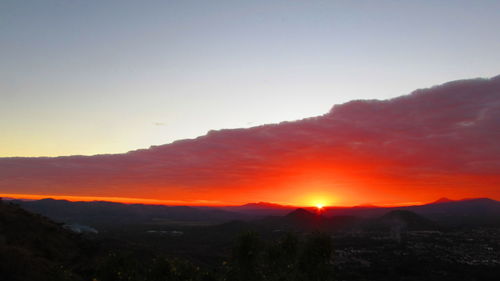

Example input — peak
[256,201,280,206]
[39,198,56,201]
[286,208,316,218]
[240,202,285,208]
[381,210,432,221]
[431,197,454,204]
[461,197,489,201]
[290,208,310,213]
[459,197,498,203]
[429,197,498,205]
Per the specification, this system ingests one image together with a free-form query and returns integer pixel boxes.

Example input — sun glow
[308,195,332,209]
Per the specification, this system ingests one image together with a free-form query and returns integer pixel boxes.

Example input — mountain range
[7,197,500,229]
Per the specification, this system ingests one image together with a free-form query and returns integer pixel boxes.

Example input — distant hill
[10,197,500,229]
[430,197,454,204]
[222,202,296,216]
[213,208,439,234]
[321,198,500,227]
[216,198,500,231]
[408,198,500,226]
[279,208,325,229]
[244,208,359,232]
[221,198,500,227]
[13,198,247,227]
[242,202,290,208]
[375,210,439,231]
[286,208,318,220]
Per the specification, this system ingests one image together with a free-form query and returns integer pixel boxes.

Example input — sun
[306,194,333,210]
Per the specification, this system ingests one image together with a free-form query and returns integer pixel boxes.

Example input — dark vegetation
[0,199,334,281]
[0,199,91,281]
[2,198,500,280]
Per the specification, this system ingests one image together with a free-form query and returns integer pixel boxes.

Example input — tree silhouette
[298,232,334,281]
[263,232,299,281]
[231,231,262,281]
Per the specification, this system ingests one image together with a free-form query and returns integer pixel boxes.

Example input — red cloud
[1,76,499,205]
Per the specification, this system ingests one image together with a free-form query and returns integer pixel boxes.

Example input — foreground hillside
[4,198,500,281]
[0,199,337,281]
[0,199,89,281]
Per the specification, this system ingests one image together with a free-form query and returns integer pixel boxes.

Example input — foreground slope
[0,199,90,281]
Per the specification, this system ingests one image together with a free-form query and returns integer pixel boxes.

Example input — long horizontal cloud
[1,76,499,204]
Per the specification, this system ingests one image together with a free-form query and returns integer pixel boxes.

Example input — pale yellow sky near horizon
[1,1,499,157]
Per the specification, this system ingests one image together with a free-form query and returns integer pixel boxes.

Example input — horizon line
[1,193,480,208]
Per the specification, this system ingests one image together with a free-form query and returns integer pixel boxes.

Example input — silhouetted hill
[431,197,454,204]
[219,199,500,232]
[322,198,500,227]
[11,197,500,230]
[222,202,295,216]
[408,198,500,226]
[285,208,318,220]
[242,202,288,208]
[14,198,247,227]
[221,198,500,224]
[257,208,321,230]
[376,210,439,231]
[250,208,360,232]
[0,199,92,281]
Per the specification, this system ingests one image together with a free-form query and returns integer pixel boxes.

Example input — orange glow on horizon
[0,193,321,207]
[0,193,231,206]
[1,77,499,211]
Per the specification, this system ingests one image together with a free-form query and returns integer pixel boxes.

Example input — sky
[1,76,500,206]
[1,1,499,206]
[1,0,500,157]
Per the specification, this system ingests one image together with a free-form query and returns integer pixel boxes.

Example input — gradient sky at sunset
[2,76,500,206]
[1,1,499,206]
[1,0,500,157]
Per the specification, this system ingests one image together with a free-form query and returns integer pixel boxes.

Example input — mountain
[242,202,289,208]
[267,208,438,232]
[407,198,500,226]
[281,208,325,229]
[285,208,319,221]
[14,198,247,227]
[321,198,500,227]
[376,210,439,231]
[255,208,319,231]
[431,197,454,204]
[11,197,500,230]
[222,202,296,216]
[252,208,360,232]
[0,199,92,281]
[217,208,439,233]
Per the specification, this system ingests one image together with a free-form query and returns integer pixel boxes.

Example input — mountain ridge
[7,197,500,228]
